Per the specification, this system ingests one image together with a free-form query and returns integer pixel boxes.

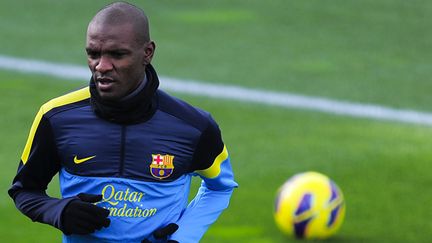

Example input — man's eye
[87,51,100,59]
[111,52,126,59]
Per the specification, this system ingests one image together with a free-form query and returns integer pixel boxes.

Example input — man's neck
[121,75,148,101]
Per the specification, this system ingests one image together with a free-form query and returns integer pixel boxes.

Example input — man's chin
[97,90,121,101]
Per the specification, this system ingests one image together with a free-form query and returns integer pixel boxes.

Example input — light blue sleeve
[169,146,238,242]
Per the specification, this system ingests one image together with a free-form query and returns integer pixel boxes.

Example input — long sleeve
[8,107,68,230]
[170,117,238,242]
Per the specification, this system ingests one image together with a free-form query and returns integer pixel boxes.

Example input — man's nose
[95,56,113,73]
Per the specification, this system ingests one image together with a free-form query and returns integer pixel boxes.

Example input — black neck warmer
[89,64,159,124]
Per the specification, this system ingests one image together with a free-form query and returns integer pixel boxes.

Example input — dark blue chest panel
[50,106,201,182]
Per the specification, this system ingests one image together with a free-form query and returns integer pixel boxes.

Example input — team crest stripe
[150,154,175,179]
[196,145,228,179]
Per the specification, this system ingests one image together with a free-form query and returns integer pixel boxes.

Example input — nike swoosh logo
[73,155,96,164]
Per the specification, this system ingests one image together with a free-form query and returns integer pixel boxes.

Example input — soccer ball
[274,171,345,239]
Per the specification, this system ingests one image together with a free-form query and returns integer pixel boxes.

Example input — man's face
[86,22,155,100]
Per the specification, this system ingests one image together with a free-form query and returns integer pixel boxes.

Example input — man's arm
[169,117,238,242]
[8,107,109,234]
[8,107,67,228]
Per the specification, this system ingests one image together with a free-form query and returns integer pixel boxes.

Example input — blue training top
[9,84,237,242]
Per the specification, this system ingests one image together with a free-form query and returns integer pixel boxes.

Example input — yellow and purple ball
[274,171,345,239]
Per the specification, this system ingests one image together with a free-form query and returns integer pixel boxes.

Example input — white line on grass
[1,54,432,126]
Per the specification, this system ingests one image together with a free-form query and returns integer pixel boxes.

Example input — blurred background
[1,0,432,242]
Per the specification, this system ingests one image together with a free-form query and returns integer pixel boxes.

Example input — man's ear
[143,41,156,65]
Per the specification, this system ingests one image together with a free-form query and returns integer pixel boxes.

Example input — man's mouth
[96,77,115,91]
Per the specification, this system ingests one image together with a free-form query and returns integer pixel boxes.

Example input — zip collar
[89,64,159,124]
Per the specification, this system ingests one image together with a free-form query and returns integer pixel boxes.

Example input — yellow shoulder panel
[39,87,90,114]
[21,87,90,163]
[196,145,228,179]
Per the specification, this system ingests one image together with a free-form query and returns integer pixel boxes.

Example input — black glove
[61,193,110,235]
[141,223,179,243]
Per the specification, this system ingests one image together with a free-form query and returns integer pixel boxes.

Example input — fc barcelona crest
[150,154,175,179]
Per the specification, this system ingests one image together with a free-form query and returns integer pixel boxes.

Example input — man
[8,2,237,242]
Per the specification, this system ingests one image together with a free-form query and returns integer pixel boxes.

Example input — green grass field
[1,0,432,242]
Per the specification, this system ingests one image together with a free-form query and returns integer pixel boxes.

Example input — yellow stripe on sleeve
[196,145,228,179]
[21,87,90,164]
[40,87,90,114]
[21,108,44,164]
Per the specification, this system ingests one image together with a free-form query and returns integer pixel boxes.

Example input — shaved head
[86,1,156,100]
[89,1,150,45]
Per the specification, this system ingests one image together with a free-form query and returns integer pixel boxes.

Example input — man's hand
[142,223,179,243]
[61,193,110,235]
